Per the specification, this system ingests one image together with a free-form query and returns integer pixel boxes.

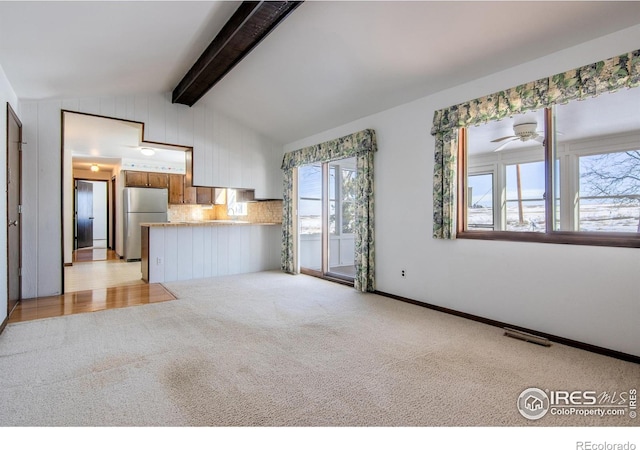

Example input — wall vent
[504,327,551,347]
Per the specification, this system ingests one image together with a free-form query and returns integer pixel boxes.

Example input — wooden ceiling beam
[172,1,303,106]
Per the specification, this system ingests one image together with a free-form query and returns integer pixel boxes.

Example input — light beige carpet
[0,271,637,426]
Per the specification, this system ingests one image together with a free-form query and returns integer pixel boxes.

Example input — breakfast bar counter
[141,220,282,283]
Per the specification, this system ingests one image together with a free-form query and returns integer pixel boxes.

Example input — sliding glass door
[298,163,322,272]
[298,157,356,281]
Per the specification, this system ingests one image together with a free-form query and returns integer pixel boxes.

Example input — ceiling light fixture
[140,147,155,156]
[90,164,99,172]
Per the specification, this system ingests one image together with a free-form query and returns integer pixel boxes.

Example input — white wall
[91,181,107,241]
[147,224,281,283]
[284,25,640,357]
[20,93,284,298]
[0,63,18,325]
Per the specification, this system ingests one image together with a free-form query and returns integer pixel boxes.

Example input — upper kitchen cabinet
[168,174,185,204]
[169,172,212,205]
[169,173,197,204]
[196,187,213,204]
[124,171,169,188]
[148,172,170,188]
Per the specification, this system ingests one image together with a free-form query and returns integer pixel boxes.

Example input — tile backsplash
[168,200,283,224]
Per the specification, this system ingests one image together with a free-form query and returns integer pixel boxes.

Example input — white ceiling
[468,86,640,155]
[64,112,188,172]
[1,1,640,147]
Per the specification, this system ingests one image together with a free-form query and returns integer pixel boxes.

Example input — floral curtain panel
[281,129,378,292]
[431,49,640,239]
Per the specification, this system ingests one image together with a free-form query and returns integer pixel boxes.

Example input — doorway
[74,179,108,260]
[66,174,142,292]
[6,103,22,318]
[298,157,356,282]
[62,111,189,294]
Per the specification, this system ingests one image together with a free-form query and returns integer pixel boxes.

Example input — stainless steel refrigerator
[123,187,168,261]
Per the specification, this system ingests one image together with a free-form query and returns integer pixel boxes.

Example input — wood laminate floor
[66,250,144,293]
[9,248,177,324]
[9,284,176,323]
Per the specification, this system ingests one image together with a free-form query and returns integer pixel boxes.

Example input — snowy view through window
[298,162,357,235]
[468,152,640,233]
[466,87,640,235]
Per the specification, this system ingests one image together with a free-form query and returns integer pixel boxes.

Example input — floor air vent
[504,327,551,347]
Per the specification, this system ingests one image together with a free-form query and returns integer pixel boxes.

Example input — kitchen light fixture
[90,164,99,172]
[140,147,155,156]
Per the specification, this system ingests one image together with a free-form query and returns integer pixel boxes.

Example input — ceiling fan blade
[490,135,517,143]
[532,131,563,143]
[493,138,518,152]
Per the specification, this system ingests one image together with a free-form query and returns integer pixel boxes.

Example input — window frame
[457,107,640,248]
[466,169,497,230]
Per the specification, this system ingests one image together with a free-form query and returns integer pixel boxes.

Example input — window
[226,189,248,216]
[578,151,640,233]
[467,172,494,230]
[460,86,640,246]
[298,164,322,236]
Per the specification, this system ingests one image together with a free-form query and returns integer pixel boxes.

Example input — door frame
[5,102,22,324]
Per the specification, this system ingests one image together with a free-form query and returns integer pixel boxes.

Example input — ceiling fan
[491,122,544,151]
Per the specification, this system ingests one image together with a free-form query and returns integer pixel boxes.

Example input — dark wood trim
[140,139,191,152]
[456,229,640,248]
[111,175,116,250]
[0,315,8,335]
[62,109,144,128]
[7,103,22,319]
[61,110,66,292]
[64,263,73,267]
[141,226,149,283]
[374,290,640,365]
[172,1,304,106]
[61,110,192,153]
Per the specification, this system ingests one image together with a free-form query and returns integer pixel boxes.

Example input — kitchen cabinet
[184,184,197,204]
[168,173,212,205]
[168,174,184,204]
[168,152,220,205]
[148,172,169,188]
[124,171,169,188]
[196,187,213,205]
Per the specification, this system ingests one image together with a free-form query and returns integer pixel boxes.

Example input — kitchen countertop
[141,220,281,227]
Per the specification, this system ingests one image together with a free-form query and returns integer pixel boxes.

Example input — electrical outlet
[156,257,163,265]
[401,269,406,278]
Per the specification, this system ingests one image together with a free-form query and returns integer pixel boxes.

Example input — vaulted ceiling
[1,1,640,145]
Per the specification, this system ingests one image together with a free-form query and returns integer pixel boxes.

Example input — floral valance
[431,48,640,241]
[281,128,377,170]
[431,49,640,135]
